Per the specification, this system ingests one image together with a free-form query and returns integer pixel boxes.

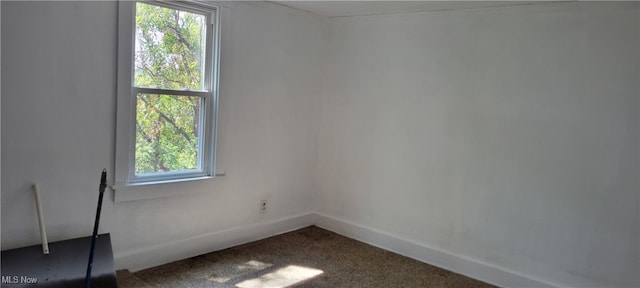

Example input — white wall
[316,2,639,287]
[1,1,326,271]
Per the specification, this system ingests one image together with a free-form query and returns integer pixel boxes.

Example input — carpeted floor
[117,226,497,288]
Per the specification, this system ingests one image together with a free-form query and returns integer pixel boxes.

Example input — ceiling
[269,1,556,18]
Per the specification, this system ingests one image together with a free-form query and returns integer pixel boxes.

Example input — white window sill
[112,172,225,202]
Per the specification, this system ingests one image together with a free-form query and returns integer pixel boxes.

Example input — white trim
[151,0,215,15]
[114,213,315,272]
[114,212,559,287]
[115,0,136,192]
[314,213,558,288]
[133,87,211,98]
[113,175,221,202]
[115,1,221,191]
[209,3,222,180]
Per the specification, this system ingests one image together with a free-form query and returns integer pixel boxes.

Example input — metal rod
[85,169,107,288]
[32,184,49,255]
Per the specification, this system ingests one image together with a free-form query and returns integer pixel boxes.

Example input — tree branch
[139,64,190,88]
[136,120,154,143]
[140,96,193,144]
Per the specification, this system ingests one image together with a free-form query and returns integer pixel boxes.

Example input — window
[116,1,220,187]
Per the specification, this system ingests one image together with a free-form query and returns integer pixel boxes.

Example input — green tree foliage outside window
[134,3,207,175]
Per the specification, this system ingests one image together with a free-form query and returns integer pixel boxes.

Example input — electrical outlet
[260,200,267,214]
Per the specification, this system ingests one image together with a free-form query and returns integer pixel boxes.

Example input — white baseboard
[114,212,315,272]
[314,212,557,288]
[114,211,557,287]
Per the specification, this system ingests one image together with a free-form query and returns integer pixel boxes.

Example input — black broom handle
[85,169,107,288]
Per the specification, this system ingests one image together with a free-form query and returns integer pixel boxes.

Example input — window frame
[115,0,221,189]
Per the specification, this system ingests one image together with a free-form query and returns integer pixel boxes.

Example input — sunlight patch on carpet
[235,265,323,288]
[206,260,273,283]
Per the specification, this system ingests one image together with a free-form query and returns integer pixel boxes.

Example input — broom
[84,169,107,288]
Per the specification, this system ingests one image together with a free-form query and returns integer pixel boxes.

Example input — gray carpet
[117,226,497,287]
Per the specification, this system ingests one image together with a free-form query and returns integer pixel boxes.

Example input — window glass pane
[135,94,202,175]
[134,2,206,90]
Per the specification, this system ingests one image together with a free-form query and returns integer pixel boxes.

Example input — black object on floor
[1,233,117,288]
[85,169,108,288]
